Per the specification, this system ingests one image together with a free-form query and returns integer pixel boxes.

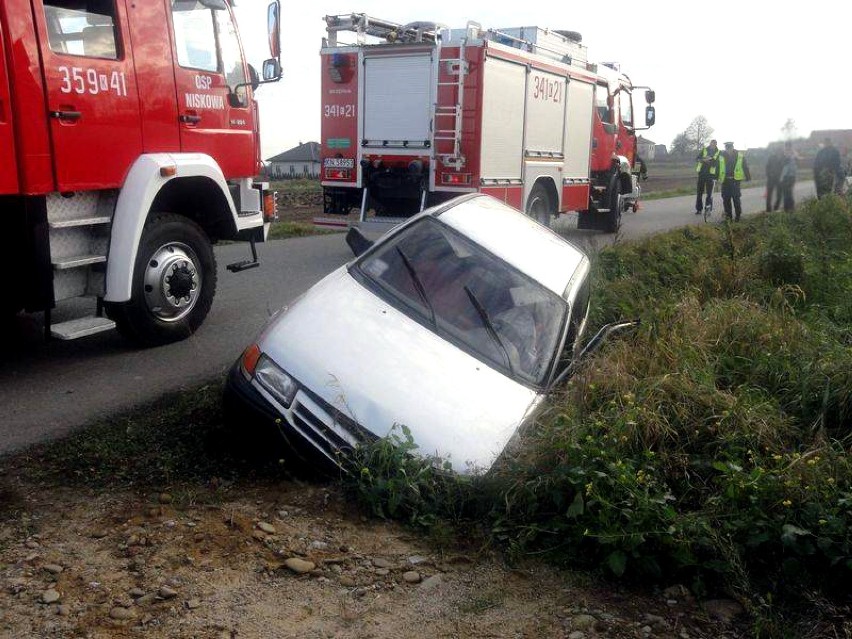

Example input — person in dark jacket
[718,142,751,221]
[779,141,798,212]
[813,138,842,198]
[694,139,720,214]
[765,146,784,212]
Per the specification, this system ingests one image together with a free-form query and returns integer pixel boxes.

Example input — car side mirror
[262,58,282,81]
[550,319,640,388]
[645,106,656,127]
[346,227,374,257]
[645,89,655,104]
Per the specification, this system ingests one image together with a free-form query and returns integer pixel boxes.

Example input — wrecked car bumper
[224,361,376,472]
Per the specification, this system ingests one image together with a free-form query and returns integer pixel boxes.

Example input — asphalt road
[0,181,816,454]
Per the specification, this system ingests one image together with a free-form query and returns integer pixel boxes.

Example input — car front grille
[287,387,377,466]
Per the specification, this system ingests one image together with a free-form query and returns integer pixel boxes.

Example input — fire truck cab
[0,0,282,344]
[318,14,655,238]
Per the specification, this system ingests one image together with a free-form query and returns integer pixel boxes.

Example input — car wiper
[463,285,515,376]
[395,246,436,327]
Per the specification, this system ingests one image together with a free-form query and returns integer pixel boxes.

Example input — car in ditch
[225,193,630,473]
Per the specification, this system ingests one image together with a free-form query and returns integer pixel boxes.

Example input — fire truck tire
[106,213,217,346]
[604,174,622,233]
[525,183,553,228]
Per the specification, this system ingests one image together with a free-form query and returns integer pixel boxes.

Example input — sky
[233,0,851,159]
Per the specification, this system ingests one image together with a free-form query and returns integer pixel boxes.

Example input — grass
[641,186,694,200]
[2,381,291,491]
[268,220,340,240]
[269,178,322,193]
[342,193,852,635]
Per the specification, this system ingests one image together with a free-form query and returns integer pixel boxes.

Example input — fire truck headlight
[408,160,424,174]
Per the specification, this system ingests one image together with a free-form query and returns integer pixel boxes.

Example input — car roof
[434,194,587,297]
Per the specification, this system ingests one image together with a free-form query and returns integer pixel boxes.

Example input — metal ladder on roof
[432,22,479,171]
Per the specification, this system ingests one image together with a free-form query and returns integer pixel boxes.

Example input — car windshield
[356,217,568,386]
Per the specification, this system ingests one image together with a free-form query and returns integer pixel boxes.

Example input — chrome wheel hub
[143,242,202,322]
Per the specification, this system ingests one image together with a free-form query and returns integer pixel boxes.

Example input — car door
[33,0,143,191]
[168,0,255,178]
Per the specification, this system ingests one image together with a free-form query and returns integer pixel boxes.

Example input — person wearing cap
[718,141,751,221]
[694,139,720,215]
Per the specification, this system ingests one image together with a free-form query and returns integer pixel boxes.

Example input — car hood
[257,267,541,473]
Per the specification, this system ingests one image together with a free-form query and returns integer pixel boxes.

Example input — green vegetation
[269,178,322,193]
[9,384,286,490]
[344,195,852,631]
[268,220,339,240]
[641,186,694,201]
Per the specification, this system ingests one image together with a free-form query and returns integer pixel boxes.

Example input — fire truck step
[48,216,112,229]
[52,255,107,270]
[50,316,116,341]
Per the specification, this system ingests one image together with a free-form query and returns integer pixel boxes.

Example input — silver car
[225,194,597,473]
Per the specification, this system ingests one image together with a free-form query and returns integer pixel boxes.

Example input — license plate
[324,158,355,168]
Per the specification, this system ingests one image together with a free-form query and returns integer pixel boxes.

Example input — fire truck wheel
[525,183,553,228]
[604,174,622,233]
[106,213,217,346]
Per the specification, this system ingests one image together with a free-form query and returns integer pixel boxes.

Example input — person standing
[694,139,720,214]
[813,137,842,198]
[765,146,784,212]
[779,141,798,212]
[718,141,751,221]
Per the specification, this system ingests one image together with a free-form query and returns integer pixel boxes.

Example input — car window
[356,218,568,386]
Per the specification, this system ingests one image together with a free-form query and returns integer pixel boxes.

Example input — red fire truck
[319,14,655,235]
[0,0,282,344]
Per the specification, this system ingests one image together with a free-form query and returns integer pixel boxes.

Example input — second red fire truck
[319,14,655,234]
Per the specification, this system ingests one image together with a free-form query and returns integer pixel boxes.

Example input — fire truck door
[32,0,143,191]
[0,16,19,194]
[169,1,255,178]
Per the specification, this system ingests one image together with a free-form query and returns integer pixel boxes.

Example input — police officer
[695,139,720,214]
[718,141,751,221]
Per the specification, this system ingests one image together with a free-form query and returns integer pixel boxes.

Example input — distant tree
[781,118,798,140]
[670,132,692,156]
[670,116,715,157]
[684,116,714,152]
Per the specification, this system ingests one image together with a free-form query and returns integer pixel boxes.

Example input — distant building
[653,144,668,159]
[808,129,852,155]
[637,136,656,161]
[267,141,321,178]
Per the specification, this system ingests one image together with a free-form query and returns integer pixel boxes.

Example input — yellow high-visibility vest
[718,152,746,181]
[696,148,720,176]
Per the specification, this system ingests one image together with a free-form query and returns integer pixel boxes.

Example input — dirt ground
[0,472,748,639]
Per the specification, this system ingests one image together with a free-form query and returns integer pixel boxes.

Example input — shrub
[345,201,852,620]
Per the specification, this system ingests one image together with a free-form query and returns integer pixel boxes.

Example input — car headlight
[254,355,298,407]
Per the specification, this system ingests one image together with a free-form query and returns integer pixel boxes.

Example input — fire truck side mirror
[267,2,281,59]
[645,89,655,104]
[645,106,656,128]
[262,59,282,82]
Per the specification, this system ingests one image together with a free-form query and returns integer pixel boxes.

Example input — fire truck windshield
[171,0,247,97]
